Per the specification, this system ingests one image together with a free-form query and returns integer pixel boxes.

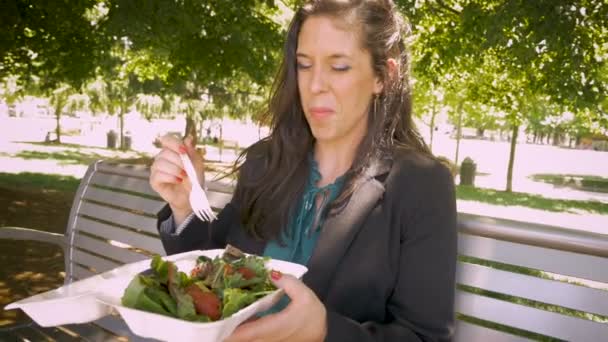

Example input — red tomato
[236,267,256,280]
[186,285,221,320]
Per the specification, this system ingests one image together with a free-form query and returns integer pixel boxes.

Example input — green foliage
[1,0,110,88]
[102,0,283,86]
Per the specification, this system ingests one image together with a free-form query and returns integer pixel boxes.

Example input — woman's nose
[309,66,328,94]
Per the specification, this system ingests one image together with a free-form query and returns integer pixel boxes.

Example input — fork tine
[200,209,210,221]
[193,209,206,222]
[203,210,215,221]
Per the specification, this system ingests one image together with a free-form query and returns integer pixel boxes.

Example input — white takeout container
[3,256,152,327]
[96,249,308,342]
[5,248,307,341]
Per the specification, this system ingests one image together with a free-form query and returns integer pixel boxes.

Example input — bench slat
[455,289,608,342]
[89,172,159,198]
[455,320,529,342]
[457,261,608,317]
[72,263,98,281]
[78,202,158,235]
[83,187,165,215]
[94,315,158,341]
[11,325,53,341]
[97,162,151,179]
[76,217,164,255]
[62,322,121,342]
[97,161,236,194]
[458,233,608,283]
[72,249,121,274]
[32,325,83,341]
[74,233,149,265]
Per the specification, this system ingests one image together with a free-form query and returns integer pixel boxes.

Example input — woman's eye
[297,62,311,70]
[333,65,351,72]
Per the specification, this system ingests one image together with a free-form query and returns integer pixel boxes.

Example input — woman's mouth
[309,107,335,119]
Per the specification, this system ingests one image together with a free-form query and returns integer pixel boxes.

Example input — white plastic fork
[178,152,217,222]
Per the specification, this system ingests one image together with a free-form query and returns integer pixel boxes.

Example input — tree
[48,84,73,143]
[406,0,608,191]
[1,1,110,88]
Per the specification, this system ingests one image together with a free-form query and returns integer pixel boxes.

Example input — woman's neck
[313,138,360,187]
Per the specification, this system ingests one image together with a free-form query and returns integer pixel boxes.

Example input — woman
[150,0,457,341]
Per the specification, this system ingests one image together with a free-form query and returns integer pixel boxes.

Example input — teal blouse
[260,156,345,315]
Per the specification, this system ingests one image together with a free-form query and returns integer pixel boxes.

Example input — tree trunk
[184,116,197,142]
[54,100,63,144]
[454,101,464,167]
[506,124,519,192]
[119,109,125,150]
[55,109,62,144]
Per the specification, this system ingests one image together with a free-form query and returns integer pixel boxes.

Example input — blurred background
[1,0,606,328]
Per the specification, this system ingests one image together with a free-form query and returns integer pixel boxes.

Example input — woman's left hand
[224,271,327,342]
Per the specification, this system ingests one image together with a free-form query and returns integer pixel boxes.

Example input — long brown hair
[231,0,431,241]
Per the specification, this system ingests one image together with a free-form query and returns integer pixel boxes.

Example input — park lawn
[457,185,608,215]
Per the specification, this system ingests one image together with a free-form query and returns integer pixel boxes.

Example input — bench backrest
[63,160,233,282]
[65,161,608,341]
[455,213,608,342]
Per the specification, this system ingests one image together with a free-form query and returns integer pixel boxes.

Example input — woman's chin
[310,127,337,143]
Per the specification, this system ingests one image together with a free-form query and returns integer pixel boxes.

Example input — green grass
[15,150,107,166]
[531,174,608,193]
[456,185,608,215]
[0,172,80,193]
[13,148,150,166]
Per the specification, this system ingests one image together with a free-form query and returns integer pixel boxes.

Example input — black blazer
[157,148,457,341]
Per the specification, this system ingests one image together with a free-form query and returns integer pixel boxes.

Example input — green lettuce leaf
[222,288,257,318]
[121,275,174,317]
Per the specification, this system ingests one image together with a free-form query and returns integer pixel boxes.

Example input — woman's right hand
[150,134,205,225]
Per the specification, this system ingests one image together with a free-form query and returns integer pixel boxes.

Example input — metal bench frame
[1,160,607,341]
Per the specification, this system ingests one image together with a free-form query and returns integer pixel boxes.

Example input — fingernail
[180,169,187,177]
[270,270,282,280]
[176,177,183,183]
[178,145,187,154]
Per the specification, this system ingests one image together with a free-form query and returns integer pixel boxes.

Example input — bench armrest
[0,226,65,249]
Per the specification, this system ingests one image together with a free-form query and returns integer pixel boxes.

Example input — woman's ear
[373,58,399,95]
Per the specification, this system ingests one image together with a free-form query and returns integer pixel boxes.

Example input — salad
[121,245,277,322]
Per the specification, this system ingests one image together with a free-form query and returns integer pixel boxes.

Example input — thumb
[270,272,309,302]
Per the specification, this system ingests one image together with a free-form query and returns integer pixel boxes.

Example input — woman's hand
[224,272,327,342]
[149,134,205,225]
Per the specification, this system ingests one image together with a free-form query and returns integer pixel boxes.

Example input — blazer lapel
[303,158,391,299]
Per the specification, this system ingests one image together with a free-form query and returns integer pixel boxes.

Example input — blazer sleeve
[325,162,458,341]
[156,201,240,255]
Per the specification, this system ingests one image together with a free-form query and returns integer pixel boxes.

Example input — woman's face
[297,15,382,145]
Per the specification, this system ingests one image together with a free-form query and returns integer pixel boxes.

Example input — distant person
[150,0,457,341]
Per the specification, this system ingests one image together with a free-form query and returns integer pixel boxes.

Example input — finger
[159,134,187,154]
[150,169,184,186]
[224,313,291,342]
[152,158,186,178]
[154,149,184,171]
[270,273,311,304]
